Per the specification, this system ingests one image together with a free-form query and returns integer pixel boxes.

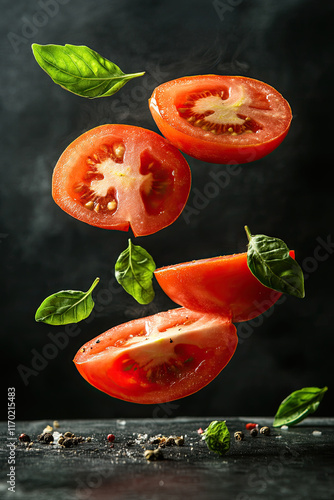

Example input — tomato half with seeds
[155,251,295,323]
[149,75,292,164]
[52,125,191,237]
[73,307,237,404]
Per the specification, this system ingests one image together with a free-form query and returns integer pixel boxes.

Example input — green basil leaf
[245,226,305,298]
[273,386,328,427]
[35,277,100,325]
[202,420,230,456]
[31,43,145,98]
[115,240,156,305]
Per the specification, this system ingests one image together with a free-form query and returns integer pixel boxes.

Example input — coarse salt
[312,430,322,436]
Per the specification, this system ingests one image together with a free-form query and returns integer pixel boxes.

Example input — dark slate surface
[1,417,334,499]
[1,0,333,419]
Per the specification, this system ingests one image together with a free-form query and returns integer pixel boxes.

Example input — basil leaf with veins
[245,225,305,298]
[202,420,230,456]
[273,386,328,427]
[32,43,145,98]
[35,278,100,325]
[115,239,156,305]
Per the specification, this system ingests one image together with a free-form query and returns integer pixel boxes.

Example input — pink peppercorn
[107,434,115,443]
[245,423,258,430]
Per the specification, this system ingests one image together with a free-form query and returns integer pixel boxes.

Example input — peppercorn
[260,426,270,436]
[62,437,74,448]
[144,448,163,461]
[64,431,74,438]
[107,434,115,443]
[58,436,65,445]
[43,433,54,444]
[250,428,258,437]
[19,433,31,443]
[245,423,258,430]
[175,436,184,446]
[234,431,244,441]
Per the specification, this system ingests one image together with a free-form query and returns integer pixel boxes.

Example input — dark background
[1,0,333,421]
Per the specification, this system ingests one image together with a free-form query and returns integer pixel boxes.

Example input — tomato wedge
[73,308,237,404]
[52,124,191,237]
[149,75,292,164]
[155,251,295,323]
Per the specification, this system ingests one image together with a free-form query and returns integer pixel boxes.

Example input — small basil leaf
[245,226,305,298]
[31,43,145,98]
[273,386,328,427]
[35,277,100,325]
[115,240,156,305]
[202,420,230,456]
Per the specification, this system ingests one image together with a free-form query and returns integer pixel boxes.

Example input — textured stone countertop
[1,417,333,500]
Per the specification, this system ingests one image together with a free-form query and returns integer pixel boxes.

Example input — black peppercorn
[64,431,74,438]
[43,433,54,444]
[62,437,74,448]
[260,426,270,436]
[250,428,258,437]
[234,431,244,441]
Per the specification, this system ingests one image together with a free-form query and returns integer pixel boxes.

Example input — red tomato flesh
[73,307,237,404]
[149,75,292,164]
[155,251,295,323]
[52,125,191,237]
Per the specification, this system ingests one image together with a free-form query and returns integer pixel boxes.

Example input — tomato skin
[155,251,295,323]
[149,75,292,164]
[52,124,191,237]
[73,307,237,404]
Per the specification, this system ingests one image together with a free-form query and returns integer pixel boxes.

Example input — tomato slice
[52,124,191,237]
[149,75,292,164]
[155,251,295,323]
[73,307,237,404]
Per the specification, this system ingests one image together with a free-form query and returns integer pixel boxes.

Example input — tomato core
[177,88,263,136]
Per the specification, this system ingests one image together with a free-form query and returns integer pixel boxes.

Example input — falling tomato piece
[149,75,292,164]
[73,307,238,404]
[52,124,191,236]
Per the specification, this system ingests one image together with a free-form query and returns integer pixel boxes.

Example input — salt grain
[116,419,126,427]
[281,425,289,430]
[312,430,322,436]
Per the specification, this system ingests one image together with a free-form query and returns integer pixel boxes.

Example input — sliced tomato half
[52,125,191,237]
[73,307,237,404]
[155,251,295,322]
[149,75,292,164]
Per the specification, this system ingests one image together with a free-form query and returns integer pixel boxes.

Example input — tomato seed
[113,143,125,159]
[107,200,117,211]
